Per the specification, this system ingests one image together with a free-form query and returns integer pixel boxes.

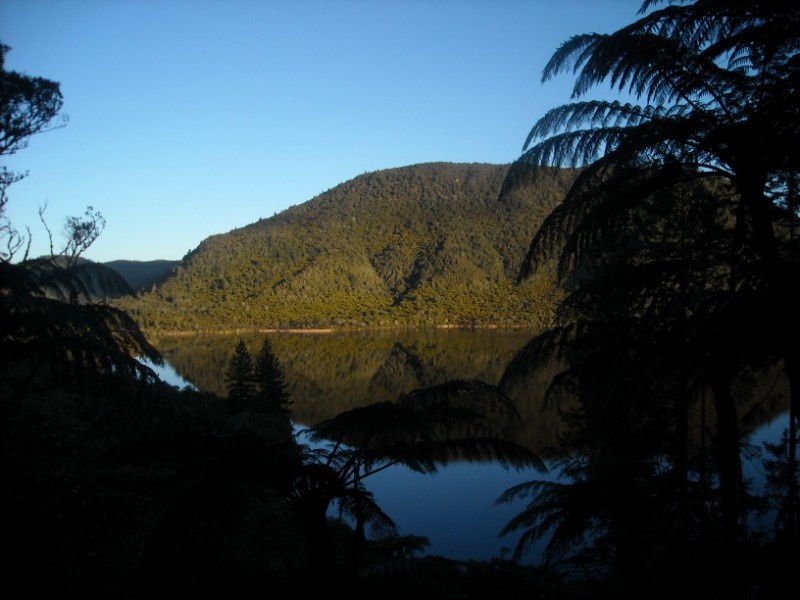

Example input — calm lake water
[149,329,790,563]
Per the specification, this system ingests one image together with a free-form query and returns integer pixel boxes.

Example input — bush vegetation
[118,163,577,330]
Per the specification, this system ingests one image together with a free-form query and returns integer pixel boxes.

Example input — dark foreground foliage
[4,0,800,597]
[496,1,800,598]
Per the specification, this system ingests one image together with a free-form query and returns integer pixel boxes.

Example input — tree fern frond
[337,487,398,538]
[542,34,604,82]
[572,31,739,109]
[495,479,550,504]
[0,295,161,387]
[520,127,627,169]
[523,101,677,151]
[310,380,542,477]
[433,436,547,472]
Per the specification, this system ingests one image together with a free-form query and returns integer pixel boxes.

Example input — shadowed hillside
[119,163,577,329]
[104,259,178,292]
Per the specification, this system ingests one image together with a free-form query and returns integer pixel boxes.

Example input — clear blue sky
[1,0,639,262]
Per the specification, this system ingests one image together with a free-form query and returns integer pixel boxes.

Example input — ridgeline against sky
[0,0,637,262]
[119,163,577,329]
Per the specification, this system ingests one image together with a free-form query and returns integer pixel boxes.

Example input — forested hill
[119,163,577,330]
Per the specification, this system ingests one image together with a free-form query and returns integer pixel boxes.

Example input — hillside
[104,259,178,292]
[119,163,577,329]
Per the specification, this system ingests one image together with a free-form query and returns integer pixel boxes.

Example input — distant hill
[119,163,577,330]
[104,260,178,293]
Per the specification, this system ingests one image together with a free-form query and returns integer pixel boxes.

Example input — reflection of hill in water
[155,329,788,455]
[155,329,535,421]
[370,343,427,395]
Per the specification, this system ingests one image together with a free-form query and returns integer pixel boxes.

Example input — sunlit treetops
[120,163,578,330]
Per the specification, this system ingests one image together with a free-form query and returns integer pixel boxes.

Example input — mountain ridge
[119,162,577,329]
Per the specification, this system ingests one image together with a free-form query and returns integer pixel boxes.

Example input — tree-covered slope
[120,163,577,329]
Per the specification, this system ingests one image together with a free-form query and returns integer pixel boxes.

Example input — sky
[1,0,640,262]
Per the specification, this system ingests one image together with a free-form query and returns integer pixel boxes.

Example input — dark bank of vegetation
[117,162,577,330]
[3,0,800,598]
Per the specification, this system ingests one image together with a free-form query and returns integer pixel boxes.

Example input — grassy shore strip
[145,328,335,338]
[144,323,540,338]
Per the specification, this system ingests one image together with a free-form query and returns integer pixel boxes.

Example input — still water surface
[150,329,789,562]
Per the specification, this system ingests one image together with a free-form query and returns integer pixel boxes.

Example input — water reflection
[151,330,565,560]
[154,330,787,455]
[151,330,791,565]
[155,329,571,453]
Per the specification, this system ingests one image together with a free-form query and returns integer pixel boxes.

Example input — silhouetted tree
[0,43,65,261]
[503,0,800,432]
[253,337,291,412]
[0,42,160,392]
[225,340,254,415]
[500,2,800,596]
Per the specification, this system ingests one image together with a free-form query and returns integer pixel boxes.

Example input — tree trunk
[350,504,366,577]
[786,354,800,432]
[710,373,741,541]
[785,355,799,556]
[675,391,690,553]
[709,370,749,599]
[304,500,334,580]
[737,170,777,275]
[350,472,366,578]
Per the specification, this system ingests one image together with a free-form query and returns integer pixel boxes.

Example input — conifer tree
[253,337,291,412]
[225,340,254,414]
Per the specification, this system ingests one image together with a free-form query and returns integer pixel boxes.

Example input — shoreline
[146,327,336,338]
[145,323,540,338]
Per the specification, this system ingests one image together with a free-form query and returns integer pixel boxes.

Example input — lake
[149,329,790,563]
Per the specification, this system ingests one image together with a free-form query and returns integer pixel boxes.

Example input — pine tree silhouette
[253,337,291,412]
[225,340,254,415]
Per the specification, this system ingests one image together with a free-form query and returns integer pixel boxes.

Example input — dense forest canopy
[119,163,577,330]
